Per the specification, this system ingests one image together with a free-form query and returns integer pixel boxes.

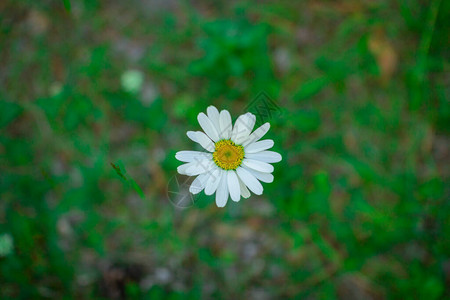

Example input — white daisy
[175,105,282,207]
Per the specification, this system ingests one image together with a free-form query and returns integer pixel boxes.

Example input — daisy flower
[175,106,282,207]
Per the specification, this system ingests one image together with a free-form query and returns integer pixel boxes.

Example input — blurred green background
[1,0,449,298]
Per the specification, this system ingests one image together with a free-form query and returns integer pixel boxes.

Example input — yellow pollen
[213,139,245,170]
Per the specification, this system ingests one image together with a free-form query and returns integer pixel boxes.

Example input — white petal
[186,131,215,152]
[189,173,209,194]
[207,106,221,134]
[245,151,282,163]
[236,167,263,195]
[231,113,256,144]
[215,172,229,207]
[187,160,215,176]
[227,170,241,202]
[244,139,274,153]
[243,167,274,183]
[177,162,192,175]
[175,151,212,162]
[238,176,251,198]
[219,110,232,139]
[198,112,220,142]
[242,122,270,147]
[242,159,274,173]
[178,160,214,176]
[204,168,223,195]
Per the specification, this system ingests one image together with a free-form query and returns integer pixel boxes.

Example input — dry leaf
[368,29,398,83]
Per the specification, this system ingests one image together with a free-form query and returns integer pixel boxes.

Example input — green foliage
[111,161,145,200]
[0,101,23,128]
[0,0,448,299]
[62,0,71,12]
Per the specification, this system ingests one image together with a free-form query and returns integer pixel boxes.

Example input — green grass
[1,0,449,298]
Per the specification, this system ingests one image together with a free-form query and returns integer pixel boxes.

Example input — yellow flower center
[213,139,245,170]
